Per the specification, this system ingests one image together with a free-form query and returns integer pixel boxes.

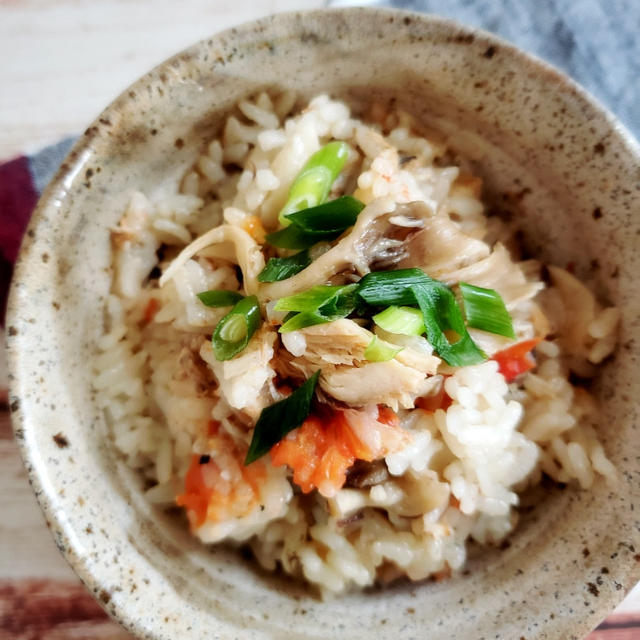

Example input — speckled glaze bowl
[6,8,640,640]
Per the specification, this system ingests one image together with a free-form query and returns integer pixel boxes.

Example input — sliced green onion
[197,290,244,307]
[356,268,430,307]
[284,196,364,232]
[364,336,403,362]
[279,311,328,333]
[266,196,365,250]
[245,371,320,464]
[212,295,261,361]
[373,306,425,336]
[258,250,311,282]
[219,314,247,342]
[459,282,516,339]
[278,141,350,225]
[275,284,357,333]
[271,267,489,366]
[265,224,319,250]
[412,283,486,367]
[356,268,486,366]
[274,284,357,314]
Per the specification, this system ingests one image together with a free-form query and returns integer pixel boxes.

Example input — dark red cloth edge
[0,156,38,323]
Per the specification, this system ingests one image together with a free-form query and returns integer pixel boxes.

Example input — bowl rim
[6,7,640,640]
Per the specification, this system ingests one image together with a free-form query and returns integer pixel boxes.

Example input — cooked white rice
[95,92,618,598]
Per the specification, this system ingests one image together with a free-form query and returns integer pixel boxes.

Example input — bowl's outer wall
[6,8,640,640]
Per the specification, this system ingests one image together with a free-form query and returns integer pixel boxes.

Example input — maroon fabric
[0,155,38,263]
[0,155,38,322]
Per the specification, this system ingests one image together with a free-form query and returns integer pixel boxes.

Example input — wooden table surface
[1,1,638,638]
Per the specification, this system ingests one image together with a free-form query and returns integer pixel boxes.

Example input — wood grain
[0,579,133,640]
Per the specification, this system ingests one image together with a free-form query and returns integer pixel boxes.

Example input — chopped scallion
[266,196,365,250]
[276,284,357,333]
[364,336,403,362]
[278,141,350,225]
[357,268,486,366]
[372,306,425,336]
[459,282,516,339]
[412,283,486,367]
[197,290,244,307]
[284,196,364,232]
[258,250,311,282]
[245,371,320,464]
[356,268,430,307]
[279,311,328,333]
[265,224,319,250]
[212,295,261,361]
[274,284,357,314]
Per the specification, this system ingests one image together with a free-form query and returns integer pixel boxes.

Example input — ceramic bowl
[6,8,640,640]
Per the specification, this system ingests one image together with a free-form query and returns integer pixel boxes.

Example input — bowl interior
[7,9,640,640]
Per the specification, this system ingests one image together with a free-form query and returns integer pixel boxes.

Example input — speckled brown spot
[453,33,474,44]
[594,142,606,155]
[98,590,111,605]
[41,252,49,263]
[483,45,497,59]
[8,326,17,336]
[52,433,69,448]
[586,583,599,597]
[174,137,184,149]
[592,207,603,219]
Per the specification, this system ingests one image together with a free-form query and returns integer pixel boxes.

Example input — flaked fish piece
[281,319,440,410]
[322,362,441,411]
[199,325,277,420]
[444,244,543,310]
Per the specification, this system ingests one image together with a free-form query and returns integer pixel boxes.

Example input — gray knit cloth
[328,0,640,140]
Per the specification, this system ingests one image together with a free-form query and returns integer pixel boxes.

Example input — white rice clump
[95,92,618,598]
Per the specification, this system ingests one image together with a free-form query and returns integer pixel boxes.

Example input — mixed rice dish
[95,92,619,597]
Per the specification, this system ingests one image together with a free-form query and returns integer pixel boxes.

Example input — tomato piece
[415,383,453,412]
[492,337,543,382]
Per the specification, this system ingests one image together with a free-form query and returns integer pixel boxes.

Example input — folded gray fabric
[329,0,639,139]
